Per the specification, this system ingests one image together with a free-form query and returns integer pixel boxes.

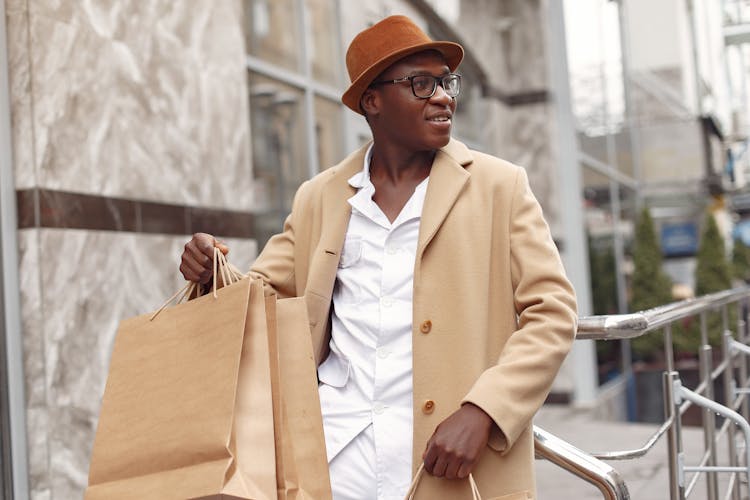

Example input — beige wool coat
[249,138,578,499]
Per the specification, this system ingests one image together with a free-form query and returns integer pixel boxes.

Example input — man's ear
[360,88,380,117]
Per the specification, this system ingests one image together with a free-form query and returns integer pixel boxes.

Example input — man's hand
[422,403,493,479]
[179,232,229,283]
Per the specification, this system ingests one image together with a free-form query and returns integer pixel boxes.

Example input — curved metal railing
[533,426,630,500]
[534,286,750,500]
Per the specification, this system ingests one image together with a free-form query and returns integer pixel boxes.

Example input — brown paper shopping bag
[86,254,278,500]
[266,295,332,500]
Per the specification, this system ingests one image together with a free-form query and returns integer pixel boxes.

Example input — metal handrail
[589,416,674,460]
[534,285,750,500]
[577,287,750,340]
[534,426,630,500]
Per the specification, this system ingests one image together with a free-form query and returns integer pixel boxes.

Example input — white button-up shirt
[317,145,428,499]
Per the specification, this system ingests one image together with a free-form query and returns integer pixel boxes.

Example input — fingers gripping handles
[404,464,482,499]
[151,247,246,321]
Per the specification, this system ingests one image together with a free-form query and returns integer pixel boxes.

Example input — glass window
[248,73,308,240]
[314,96,344,170]
[305,0,342,85]
[245,0,302,72]
[244,1,347,245]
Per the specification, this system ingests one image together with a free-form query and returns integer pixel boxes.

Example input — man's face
[367,50,457,152]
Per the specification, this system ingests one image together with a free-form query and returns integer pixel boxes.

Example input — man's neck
[368,144,435,187]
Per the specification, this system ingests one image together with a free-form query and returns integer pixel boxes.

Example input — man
[180,15,577,500]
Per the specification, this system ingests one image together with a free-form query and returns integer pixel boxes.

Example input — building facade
[0,1,589,498]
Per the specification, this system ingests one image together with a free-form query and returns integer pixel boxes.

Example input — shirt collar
[347,143,374,189]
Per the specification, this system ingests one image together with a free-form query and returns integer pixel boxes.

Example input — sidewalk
[534,405,741,499]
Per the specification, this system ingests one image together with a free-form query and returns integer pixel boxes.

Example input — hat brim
[341,41,464,115]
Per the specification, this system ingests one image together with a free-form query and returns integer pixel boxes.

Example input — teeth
[430,117,449,122]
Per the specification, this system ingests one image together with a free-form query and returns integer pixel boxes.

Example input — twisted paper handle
[150,247,246,321]
[404,463,482,500]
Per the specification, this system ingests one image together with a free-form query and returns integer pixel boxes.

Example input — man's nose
[429,82,453,104]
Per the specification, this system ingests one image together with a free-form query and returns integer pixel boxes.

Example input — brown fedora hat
[342,15,464,115]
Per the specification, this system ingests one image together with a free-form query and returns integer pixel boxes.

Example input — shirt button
[420,320,432,334]
[386,246,398,255]
[373,402,385,415]
[381,296,394,307]
[422,400,435,414]
[377,347,390,359]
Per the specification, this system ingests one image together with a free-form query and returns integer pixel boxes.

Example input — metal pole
[615,0,644,208]
[684,0,704,115]
[665,371,685,499]
[665,324,676,373]
[0,0,29,497]
[699,345,719,500]
[723,330,741,500]
[701,311,709,346]
[738,301,750,418]
[598,3,633,417]
[544,0,598,405]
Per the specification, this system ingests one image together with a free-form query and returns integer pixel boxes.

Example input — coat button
[420,320,432,334]
[422,400,435,414]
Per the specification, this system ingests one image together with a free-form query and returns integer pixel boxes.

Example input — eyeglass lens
[412,75,461,98]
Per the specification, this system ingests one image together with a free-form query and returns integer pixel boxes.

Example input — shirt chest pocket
[338,236,362,268]
[317,349,351,388]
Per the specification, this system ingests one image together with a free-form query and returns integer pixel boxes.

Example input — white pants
[328,424,411,500]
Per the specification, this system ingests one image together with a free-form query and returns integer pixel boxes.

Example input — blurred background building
[0,0,746,498]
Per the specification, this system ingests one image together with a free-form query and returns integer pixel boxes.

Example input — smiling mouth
[428,116,451,122]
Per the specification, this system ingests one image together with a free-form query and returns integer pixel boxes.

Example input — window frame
[245,0,348,180]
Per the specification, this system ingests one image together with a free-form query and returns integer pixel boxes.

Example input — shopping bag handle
[150,247,246,321]
[404,463,482,499]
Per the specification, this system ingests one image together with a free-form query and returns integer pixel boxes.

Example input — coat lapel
[417,139,473,258]
[305,145,365,299]
[320,146,366,251]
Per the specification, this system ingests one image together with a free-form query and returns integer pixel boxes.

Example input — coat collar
[319,138,474,255]
[418,138,473,256]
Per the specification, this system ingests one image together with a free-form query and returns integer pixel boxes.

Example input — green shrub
[679,212,733,353]
[630,207,673,359]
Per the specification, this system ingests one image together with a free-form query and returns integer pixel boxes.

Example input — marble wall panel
[20,228,257,498]
[499,0,547,92]
[455,0,547,93]
[17,229,53,500]
[16,0,253,210]
[18,230,45,408]
[27,407,51,500]
[6,4,36,189]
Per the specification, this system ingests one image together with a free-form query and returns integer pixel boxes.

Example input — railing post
[722,330,742,500]
[664,371,685,500]
[698,345,719,500]
[738,301,750,419]
[664,324,675,373]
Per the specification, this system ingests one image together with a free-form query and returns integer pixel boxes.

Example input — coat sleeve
[461,167,578,453]
[247,180,311,299]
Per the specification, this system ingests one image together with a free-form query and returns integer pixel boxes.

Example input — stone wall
[5,1,257,498]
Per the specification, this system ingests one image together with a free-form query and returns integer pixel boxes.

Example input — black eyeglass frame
[369,73,462,99]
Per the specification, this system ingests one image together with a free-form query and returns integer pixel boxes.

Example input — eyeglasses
[370,73,462,99]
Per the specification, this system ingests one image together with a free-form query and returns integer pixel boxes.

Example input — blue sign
[734,219,750,246]
[661,223,698,257]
